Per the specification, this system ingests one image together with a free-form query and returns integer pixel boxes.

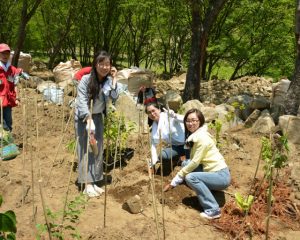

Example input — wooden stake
[85,100,93,200]
[45,107,74,186]
[35,96,42,178]
[61,137,78,228]
[112,115,122,178]
[104,113,109,228]
[166,104,174,177]
[147,126,161,240]
[21,100,27,206]
[159,130,166,239]
[38,179,52,240]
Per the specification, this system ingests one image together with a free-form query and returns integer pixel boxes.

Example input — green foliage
[208,119,222,146]
[65,139,76,153]
[104,111,136,157]
[36,195,86,240]
[261,135,289,178]
[235,192,254,214]
[0,195,17,240]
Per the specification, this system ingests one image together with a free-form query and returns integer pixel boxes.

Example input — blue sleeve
[75,75,90,119]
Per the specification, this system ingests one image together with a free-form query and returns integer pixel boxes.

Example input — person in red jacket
[0,43,21,131]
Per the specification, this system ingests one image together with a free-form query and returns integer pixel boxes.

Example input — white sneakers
[83,184,105,198]
[93,184,105,194]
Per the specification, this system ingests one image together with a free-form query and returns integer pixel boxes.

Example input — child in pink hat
[0,43,21,131]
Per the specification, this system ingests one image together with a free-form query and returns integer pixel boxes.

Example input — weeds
[208,119,222,146]
[104,111,136,158]
[36,194,86,240]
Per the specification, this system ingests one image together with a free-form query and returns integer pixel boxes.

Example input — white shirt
[150,112,185,165]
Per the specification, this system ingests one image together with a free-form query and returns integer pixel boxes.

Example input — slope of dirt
[0,88,299,240]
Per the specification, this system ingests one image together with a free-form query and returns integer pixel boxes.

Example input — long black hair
[88,50,112,103]
[144,102,164,127]
[183,108,205,139]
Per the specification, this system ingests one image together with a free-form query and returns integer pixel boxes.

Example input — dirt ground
[0,88,300,240]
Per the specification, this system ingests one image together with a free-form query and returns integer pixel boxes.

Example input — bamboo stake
[61,137,78,228]
[35,97,42,179]
[104,113,109,228]
[30,135,36,225]
[112,115,122,177]
[85,100,93,200]
[45,107,74,186]
[265,165,274,240]
[21,99,27,206]
[38,179,52,240]
[147,126,161,240]
[166,104,174,177]
[159,130,166,240]
[0,99,3,157]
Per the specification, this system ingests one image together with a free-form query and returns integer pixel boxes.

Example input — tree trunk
[183,0,228,102]
[183,1,201,102]
[12,0,42,67]
[285,0,300,115]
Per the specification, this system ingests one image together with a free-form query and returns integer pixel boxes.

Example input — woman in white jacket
[145,102,188,169]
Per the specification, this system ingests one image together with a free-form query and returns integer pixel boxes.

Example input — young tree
[285,1,300,115]
[183,0,229,102]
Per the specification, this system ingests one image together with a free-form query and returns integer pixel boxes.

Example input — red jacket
[0,64,18,107]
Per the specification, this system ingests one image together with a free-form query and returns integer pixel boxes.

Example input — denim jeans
[0,107,12,131]
[160,144,190,162]
[181,159,231,212]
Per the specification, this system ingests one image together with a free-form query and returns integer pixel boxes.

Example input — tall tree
[12,0,42,67]
[183,0,228,102]
[285,0,300,115]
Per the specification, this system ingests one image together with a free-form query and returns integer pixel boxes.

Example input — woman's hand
[163,183,173,192]
[111,66,117,89]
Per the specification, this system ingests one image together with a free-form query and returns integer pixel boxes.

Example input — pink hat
[0,43,11,53]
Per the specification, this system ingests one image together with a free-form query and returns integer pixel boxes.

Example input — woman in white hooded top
[145,102,189,169]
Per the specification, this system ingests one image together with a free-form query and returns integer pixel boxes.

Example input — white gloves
[163,108,177,119]
[170,174,184,187]
[86,118,96,133]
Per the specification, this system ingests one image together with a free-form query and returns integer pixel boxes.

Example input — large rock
[201,106,218,122]
[227,95,254,121]
[215,103,242,131]
[249,95,270,110]
[181,99,204,114]
[271,78,291,106]
[164,90,182,111]
[115,94,145,133]
[278,115,300,145]
[252,110,275,134]
[244,109,261,128]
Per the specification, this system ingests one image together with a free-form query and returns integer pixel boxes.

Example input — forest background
[0,0,295,99]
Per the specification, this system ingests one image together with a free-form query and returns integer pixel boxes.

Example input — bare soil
[0,88,300,240]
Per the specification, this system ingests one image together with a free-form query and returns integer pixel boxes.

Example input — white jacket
[150,112,185,165]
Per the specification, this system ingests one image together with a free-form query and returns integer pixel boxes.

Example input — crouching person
[164,108,231,220]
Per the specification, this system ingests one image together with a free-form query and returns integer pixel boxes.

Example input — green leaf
[0,213,17,233]
[0,195,2,207]
[6,233,16,240]
[3,211,16,226]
